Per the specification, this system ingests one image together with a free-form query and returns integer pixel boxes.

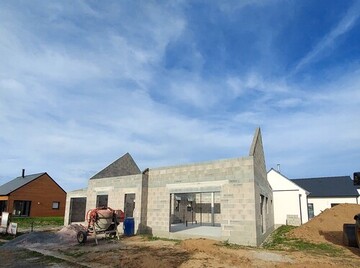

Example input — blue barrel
[123,217,135,236]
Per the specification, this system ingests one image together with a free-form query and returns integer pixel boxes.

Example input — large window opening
[13,200,31,216]
[169,192,221,237]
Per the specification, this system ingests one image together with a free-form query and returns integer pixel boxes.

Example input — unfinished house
[64,128,274,246]
[65,153,144,229]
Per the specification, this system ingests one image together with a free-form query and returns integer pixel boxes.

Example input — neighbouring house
[267,168,309,227]
[65,128,274,246]
[291,176,359,219]
[268,170,359,227]
[0,170,66,217]
[354,172,360,195]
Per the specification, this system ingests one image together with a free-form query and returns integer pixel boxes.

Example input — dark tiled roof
[90,153,141,180]
[0,172,46,195]
[291,176,359,197]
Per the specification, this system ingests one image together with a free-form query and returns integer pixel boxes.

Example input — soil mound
[288,203,360,245]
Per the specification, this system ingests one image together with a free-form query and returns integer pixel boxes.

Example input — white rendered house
[267,169,309,227]
[268,169,359,227]
[291,176,359,218]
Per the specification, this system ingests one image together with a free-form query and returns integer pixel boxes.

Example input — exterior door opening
[69,197,87,224]
[124,194,135,218]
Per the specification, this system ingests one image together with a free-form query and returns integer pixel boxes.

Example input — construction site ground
[1,203,360,267]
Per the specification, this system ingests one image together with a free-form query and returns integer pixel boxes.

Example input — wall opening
[260,195,265,233]
[69,197,86,224]
[169,192,221,237]
[124,193,136,218]
[96,195,108,207]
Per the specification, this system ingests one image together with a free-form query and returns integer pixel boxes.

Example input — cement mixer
[77,206,125,244]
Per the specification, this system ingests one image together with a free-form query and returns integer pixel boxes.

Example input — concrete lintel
[94,186,114,192]
[166,180,228,193]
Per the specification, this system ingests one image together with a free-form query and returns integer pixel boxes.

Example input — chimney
[22,169,25,178]
[277,164,281,173]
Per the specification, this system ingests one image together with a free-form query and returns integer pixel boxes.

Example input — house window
[308,203,314,219]
[0,201,7,213]
[96,195,108,207]
[13,200,31,216]
[52,202,60,210]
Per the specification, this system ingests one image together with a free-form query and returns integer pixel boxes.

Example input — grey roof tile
[0,172,46,195]
[291,176,359,197]
[90,153,141,180]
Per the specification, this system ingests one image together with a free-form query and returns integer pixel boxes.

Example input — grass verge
[11,216,64,229]
[0,216,64,242]
[262,225,343,256]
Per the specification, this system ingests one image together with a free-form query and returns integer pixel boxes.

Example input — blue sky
[1,1,359,191]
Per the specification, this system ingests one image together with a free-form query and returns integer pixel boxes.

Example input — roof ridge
[14,172,46,179]
[293,175,350,180]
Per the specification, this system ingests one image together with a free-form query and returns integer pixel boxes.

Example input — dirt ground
[289,203,360,245]
[1,204,360,267]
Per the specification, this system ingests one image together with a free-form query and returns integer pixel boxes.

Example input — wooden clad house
[0,170,66,217]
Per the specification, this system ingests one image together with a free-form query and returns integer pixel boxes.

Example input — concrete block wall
[139,171,149,233]
[253,179,274,245]
[251,131,274,245]
[286,214,301,226]
[221,181,258,245]
[86,174,143,233]
[147,156,264,246]
[64,128,272,246]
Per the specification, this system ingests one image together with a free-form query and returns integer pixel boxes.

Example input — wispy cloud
[292,1,360,75]
[0,1,359,190]
[226,73,290,97]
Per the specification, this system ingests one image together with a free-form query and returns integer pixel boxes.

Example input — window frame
[308,203,314,219]
[52,201,60,210]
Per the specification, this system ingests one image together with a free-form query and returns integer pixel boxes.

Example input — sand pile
[288,203,360,245]
[3,224,82,249]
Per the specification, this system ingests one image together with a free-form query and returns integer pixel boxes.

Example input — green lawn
[11,216,64,229]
